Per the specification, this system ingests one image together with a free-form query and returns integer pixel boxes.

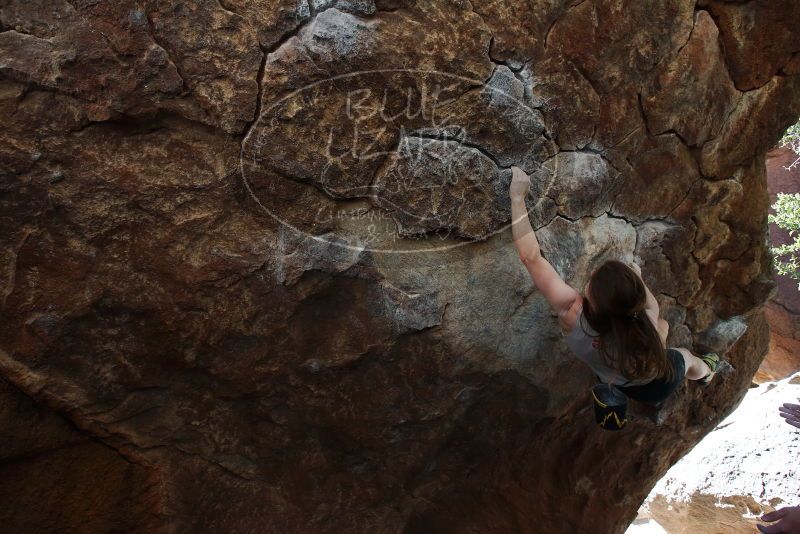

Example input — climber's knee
[673,347,707,380]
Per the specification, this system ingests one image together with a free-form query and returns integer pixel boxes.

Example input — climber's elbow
[518,249,541,267]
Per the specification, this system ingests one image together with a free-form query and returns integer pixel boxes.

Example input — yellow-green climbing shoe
[699,352,721,384]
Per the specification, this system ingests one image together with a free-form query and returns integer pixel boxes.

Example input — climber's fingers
[761,508,789,523]
[779,410,800,430]
[780,402,800,417]
[509,166,531,200]
[779,404,800,430]
[510,165,530,182]
[780,413,800,425]
[760,506,800,534]
[758,519,794,534]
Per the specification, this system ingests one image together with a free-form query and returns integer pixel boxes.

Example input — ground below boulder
[634,373,800,533]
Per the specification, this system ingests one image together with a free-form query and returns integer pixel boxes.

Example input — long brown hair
[582,260,673,383]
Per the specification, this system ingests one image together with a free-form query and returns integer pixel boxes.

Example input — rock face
[0,1,799,532]
[0,377,165,531]
[636,373,800,533]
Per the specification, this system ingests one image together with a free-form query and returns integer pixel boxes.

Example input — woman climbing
[508,165,721,405]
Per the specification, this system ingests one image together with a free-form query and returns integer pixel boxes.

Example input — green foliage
[779,118,800,173]
[770,193,800,287]
[780,118,800,156]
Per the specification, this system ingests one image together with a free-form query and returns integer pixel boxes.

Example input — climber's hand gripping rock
[509,165,531,200]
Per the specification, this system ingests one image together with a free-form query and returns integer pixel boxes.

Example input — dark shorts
[617,348,686,405]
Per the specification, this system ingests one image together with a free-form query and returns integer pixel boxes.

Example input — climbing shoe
[698,352,721,384]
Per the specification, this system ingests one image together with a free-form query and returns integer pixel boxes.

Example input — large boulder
[1,0,799,532]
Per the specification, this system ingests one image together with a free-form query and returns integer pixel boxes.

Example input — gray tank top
[563,312,653,387]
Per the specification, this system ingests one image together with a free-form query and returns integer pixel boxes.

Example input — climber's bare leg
[674,347,711,380]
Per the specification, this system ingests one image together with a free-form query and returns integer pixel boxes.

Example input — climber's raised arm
[629,262,669,344]
[509,166,581,314]
[628,262,658,312]
[629,263,661,314]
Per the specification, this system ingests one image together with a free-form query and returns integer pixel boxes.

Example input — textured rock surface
[635,373,800,533]
[1,0,799,532]
[0,377,165,532]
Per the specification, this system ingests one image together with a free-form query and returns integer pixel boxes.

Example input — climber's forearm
[510,197,541,262]
[510,195,580,313]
